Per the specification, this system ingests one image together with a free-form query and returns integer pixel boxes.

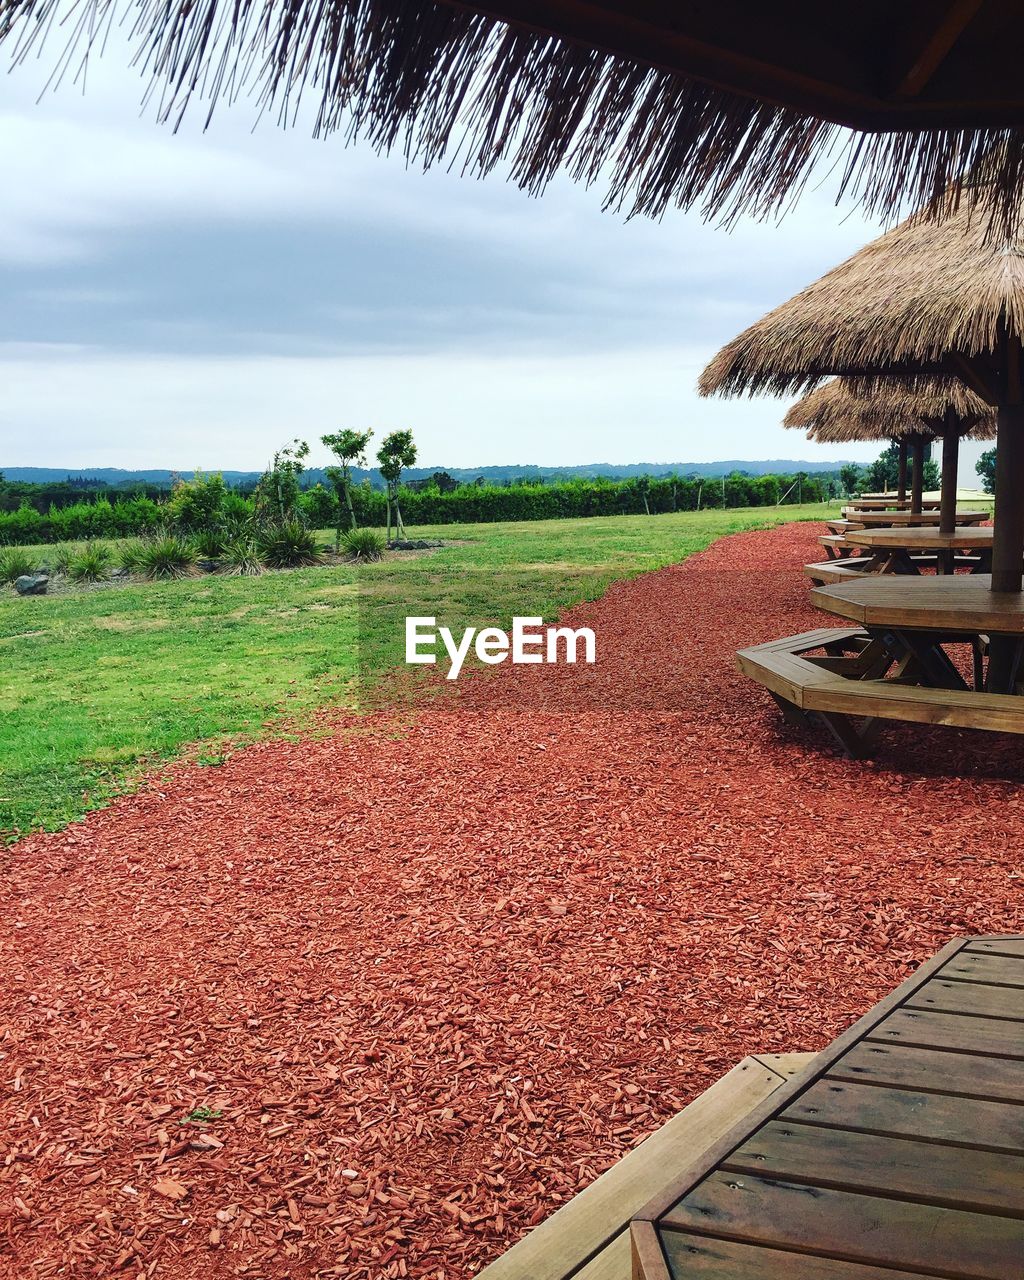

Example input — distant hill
[2,459,858,490]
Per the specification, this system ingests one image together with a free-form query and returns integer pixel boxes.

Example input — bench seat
[737,627,1024,755]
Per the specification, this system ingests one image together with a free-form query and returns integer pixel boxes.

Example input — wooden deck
[477,1054,814,1280]
[632,936,1024,1279]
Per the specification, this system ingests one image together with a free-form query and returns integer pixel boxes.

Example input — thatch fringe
[700,195,1024,398]
[4,0,1024,229]
[783,378,996,443]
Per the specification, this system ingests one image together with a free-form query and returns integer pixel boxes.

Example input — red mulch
[2,521,1022,1279]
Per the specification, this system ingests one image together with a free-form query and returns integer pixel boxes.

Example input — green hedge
[341,474,828,525]
[0,474,831,546]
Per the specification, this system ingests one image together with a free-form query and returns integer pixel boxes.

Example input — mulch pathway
[2,521,1022,1279]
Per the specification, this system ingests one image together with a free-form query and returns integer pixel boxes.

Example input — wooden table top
[809,574,1024,634]
[847,526,994,551]
[633,935,1024,1280]
[848,509,989,527]
[843,498,939,511]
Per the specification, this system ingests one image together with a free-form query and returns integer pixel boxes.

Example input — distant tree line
[0,466,838,547]
[837,443,941,497]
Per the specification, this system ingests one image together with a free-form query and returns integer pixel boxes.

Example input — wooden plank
[660,1172,1024,1279]
[802,686,1024,732]
[937,951,1024,988]
[477,1056,804,1280]
[829,1041,1024,1103]
[631,1219,670,1280]
[782,1079,1024,1153]
[866,1007,1024,1059]
[750,1053,816,1078]
[658,1232,931,1280]
[906,976,1024,1021]
[720,1120,1024,1215]
[571,1230,629,1280]
[966,937,1024,958]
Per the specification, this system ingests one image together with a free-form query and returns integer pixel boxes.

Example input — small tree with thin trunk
[377,430,417,543]
[322,428,373,548]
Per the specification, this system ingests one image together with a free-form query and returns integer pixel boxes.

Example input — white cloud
[0,33,890,468]
[0,346,879,470]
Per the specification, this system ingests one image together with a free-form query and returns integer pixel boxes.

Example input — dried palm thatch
[700,196,1024,398]
[783,378,997,443]
[4,0,1024,230]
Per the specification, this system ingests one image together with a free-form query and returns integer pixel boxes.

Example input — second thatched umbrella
[700,196,1023,596]
[783,378,996,528]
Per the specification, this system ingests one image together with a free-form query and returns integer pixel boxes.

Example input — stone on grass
[14,574,48,596]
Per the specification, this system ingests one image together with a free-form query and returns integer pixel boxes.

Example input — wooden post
[897,439,908,503]
[910,435,925,515]
[939,422,959,536]
[990,403,1024,592]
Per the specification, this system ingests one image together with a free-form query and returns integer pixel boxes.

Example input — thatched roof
[700,196,1024,398]
[784,378,997,444]
[5,0,1024,228]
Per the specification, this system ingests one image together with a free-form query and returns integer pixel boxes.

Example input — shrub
[0,547,35,584]
[117,539,147,574]
[299,483,338,530]
[136,535,198,580]
[165,471,228,533]
[222,535,263,576]
[191,529,224,559]
[341,528,385,561]
[66,542,113,583]
[255,520,324,568]
[221,491,256,534]
[52,542,77,575]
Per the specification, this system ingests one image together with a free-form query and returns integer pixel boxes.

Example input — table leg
[986,636,1024,694]
[881,630,969,692]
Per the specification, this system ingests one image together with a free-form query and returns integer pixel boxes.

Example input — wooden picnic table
[632,934,1024,1280]
[845,525,993,575]
[842,497,940,511]
[809,574,1024,694]
[845,508,988,528]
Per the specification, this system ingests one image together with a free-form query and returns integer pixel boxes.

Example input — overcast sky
[0,36,957,474]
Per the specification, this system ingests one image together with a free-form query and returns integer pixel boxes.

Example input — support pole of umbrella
[991,332,1024,595]
[897,439,908,503]
[910,435,925,515]
[939,414,959,538]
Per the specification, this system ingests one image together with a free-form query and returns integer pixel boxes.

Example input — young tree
[321,428,373,547]
[839,463,863,497]
[635,474,651,515]
[865,441,938,493]
[977,447,996,494]
[255,439,309,523]
[377,430,417,542]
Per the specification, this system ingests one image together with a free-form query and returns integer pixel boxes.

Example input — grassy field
[0,503,832,840]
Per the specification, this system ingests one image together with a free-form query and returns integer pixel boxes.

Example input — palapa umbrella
[700,195,1024,598]
[783,378,996,527]
[5,2,1024,232]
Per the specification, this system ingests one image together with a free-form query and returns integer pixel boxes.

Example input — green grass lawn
[0,503,832,840]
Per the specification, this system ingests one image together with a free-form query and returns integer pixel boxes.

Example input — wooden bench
[737,627,1024,755]
[476,1054,814,1280]
[803,558,874,585]
[803,554,981,585]
[817,534,855,559]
